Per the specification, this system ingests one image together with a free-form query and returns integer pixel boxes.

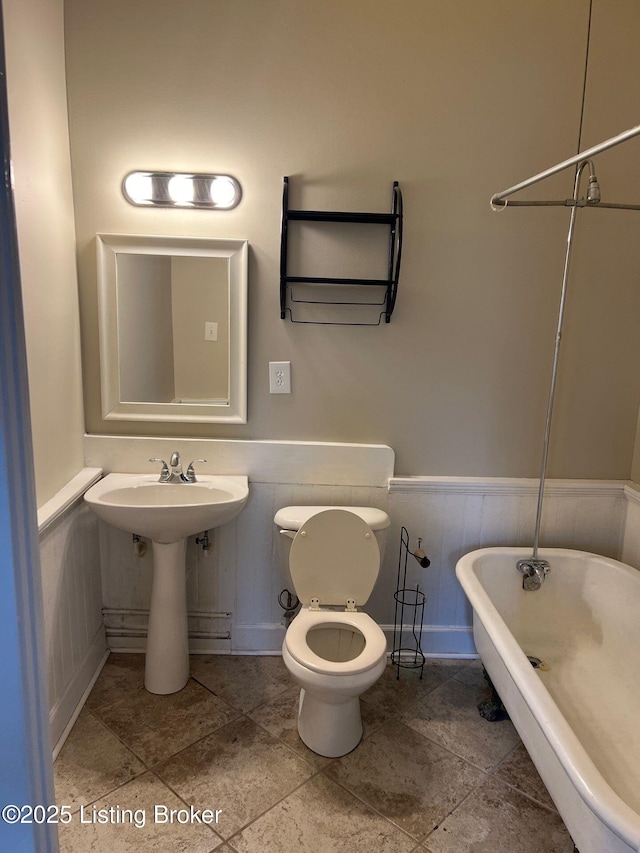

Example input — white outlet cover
[269,361,291,394]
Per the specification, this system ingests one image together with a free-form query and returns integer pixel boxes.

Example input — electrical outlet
[204,321,218,341]
[269,361,291,394]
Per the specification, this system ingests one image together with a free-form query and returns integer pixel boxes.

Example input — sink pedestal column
[145,539,189,694]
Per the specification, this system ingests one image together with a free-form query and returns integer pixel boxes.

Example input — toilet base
[296,688,363,758]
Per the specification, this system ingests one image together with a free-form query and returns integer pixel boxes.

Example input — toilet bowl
[275,506,390,758]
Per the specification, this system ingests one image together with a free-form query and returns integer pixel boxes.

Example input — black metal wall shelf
[279,177,403,325]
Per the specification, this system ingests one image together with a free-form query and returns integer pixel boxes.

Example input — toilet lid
[289,509,380,606]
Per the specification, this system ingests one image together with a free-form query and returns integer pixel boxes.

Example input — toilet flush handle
[279,529,296,540]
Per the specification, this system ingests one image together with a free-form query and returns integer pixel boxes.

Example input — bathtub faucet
[516,558,550,591]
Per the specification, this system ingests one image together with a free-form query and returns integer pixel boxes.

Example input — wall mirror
[96,234,248,423]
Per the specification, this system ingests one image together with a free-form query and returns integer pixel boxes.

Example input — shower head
[586,160,601,204]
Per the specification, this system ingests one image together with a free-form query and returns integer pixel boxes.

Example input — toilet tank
[274,505,391,587]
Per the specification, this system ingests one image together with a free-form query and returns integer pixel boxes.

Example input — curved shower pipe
[529,159,591,565]
[490,123,640,578]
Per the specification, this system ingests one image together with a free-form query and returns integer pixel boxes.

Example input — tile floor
[54,654,575,852]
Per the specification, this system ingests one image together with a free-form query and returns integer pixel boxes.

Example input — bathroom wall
[64,0,640,481]
[3,0,85,507]
[551,0,640,485]
[85,436,627,657]
[4,0,640,748]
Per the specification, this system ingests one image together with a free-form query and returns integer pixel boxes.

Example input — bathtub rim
[456,546,640,850]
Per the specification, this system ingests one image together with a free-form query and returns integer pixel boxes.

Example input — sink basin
[84,473,249,543]
[84,472,249,695]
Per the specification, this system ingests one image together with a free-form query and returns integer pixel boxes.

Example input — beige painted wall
[65,0,640,478]
[632,414,640,484]
[3,0,85,506]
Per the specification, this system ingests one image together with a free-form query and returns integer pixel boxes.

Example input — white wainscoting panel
[95,463,628,659]
[39,497,107,749]
[621,484,640,569]
[385,478,626,656]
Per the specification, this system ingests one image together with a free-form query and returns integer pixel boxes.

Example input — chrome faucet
[149,452,207,483]
[517,558,550,591]
[170,451,184,481]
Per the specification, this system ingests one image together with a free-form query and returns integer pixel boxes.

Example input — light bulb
[168,174,194,204]
[210,176,237,208]
[123,172,153,204]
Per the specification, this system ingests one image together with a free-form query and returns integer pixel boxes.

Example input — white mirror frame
[96,233,248,423]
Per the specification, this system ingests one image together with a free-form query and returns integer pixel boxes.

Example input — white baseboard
[382,623,476,657]
[50,631,108,759]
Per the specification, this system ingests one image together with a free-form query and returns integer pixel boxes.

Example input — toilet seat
[284,608,386,676]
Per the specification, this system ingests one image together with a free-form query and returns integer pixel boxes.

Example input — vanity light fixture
[122,171,242,210]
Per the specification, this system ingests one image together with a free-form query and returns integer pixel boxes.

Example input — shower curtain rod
[494,199,640,210]
[491,122,640,207]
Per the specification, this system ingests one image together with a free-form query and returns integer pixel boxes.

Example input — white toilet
[275,505,390,758]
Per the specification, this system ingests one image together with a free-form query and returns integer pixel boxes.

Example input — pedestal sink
[84,473,248,694]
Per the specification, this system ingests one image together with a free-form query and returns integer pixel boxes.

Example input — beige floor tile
[247,687,331,769]
[228,774,416,853]
[494,743,557,810]
[94,678,239,765]
[402,678,520,771]
[155,716,316,839]
[423,775,574,852]
[248,685,390,769]
[190,655,295,712]
[55,655,571,853]
[360,659,461,719]
[54,710,146,812]
[85,653,146,711]
[325,720,485,840]
[452,659,487,689]
[57,771,222,853]
[359,692,397,737]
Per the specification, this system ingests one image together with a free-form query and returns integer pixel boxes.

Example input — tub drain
[527,655,550,671]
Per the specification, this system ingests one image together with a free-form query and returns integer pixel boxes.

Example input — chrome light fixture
[122,171,242,210]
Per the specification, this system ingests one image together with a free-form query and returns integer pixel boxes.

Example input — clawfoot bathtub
[456,547,640,853]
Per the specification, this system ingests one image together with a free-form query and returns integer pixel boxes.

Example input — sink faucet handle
[186,459,207,483]
[149,457,171,482]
